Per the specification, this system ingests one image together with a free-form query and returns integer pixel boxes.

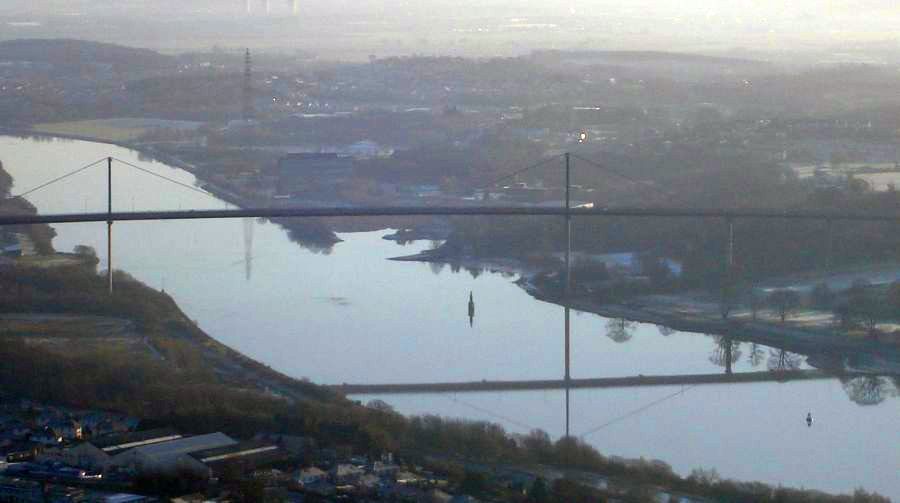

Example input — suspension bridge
[2,152,894,436]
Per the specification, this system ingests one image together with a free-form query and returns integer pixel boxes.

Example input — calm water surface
[1,136,898,499]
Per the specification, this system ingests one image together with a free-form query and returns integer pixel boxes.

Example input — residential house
[295,467,327,487]
[30,427,63,447]
[330,464,365,485]
[47,419,82,441]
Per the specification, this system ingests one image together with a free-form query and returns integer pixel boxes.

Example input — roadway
[0,206,899,226]
[330,369,843,395]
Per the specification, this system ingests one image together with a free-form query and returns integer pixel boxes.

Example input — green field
[32,119,150,142]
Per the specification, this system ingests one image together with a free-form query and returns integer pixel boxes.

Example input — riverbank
[0,151,338,405]
[0,128,341,247]
[530,281,900,375]
[393,243,900,375]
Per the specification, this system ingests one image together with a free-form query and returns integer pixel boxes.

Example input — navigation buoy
[468,291,475,327]
[806,412,813,427]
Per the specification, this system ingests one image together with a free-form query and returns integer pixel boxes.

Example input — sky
[5,0,900,59]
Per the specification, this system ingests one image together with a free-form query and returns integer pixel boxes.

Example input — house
[47,419,82,441]
[330,464,364,485]
[395,470,422,484]
[372,460,399,477]
[296,467,327,487]
[30,427,63,446]
[342,140,393,159]
[450,496,481,503]
[110,432,237,477]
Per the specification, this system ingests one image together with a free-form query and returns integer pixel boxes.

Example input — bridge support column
[727,218,735,269]
[107,157,113,294]
[564,153,571,438]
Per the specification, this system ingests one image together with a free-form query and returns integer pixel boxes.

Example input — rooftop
[93,428,182,455]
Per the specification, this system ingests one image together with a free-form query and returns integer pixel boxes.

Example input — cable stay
[7,157,108,199]
[482,153,565,189]
[112,157,215,199]
[578,385,697,438]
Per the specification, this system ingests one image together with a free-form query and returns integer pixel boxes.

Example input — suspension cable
[9,157,107,199]
[578,385,697,438]
[112,157,215,198]
[569,152,680,202]
[482,153,565,189]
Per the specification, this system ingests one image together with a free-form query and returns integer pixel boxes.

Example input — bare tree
[767,348,802,372]
[606,318,635,344]
[768,289,801,323]
[746,343,766,367]
[657,324,676,337]
[709,336,742,374]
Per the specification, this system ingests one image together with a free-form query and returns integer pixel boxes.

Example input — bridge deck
[0,206,898,226]
[330,369,841,395]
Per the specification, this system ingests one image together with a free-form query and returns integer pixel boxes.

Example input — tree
[748,288,765,321]
[767,348,802,372]
[73,245,97,257]
[529,477,550,503]
[719,280,738,320]
[810,282,834,309]
[889,281,900,309]
[842,376,891,406]
[657,325,676,337]
[605,318,635,344]
[846,281,882,338]
[767,289,801,323]
[747,343,765,367]
[709,336,741,374]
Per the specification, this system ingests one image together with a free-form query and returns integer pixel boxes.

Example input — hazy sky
[5,0,900,58]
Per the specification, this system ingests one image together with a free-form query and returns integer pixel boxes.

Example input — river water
[1,136,898,499]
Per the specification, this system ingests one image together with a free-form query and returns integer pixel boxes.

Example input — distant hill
[532,49,767,67]
[0,39,174,70]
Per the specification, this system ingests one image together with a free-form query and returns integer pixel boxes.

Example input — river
[1,135,898,499]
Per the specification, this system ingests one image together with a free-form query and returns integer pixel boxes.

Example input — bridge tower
[242,49,254,121]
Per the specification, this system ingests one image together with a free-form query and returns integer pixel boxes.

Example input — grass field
[32,118,203,143]
[32,119,150,142]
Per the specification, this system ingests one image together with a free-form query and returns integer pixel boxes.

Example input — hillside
[0,38,174,70]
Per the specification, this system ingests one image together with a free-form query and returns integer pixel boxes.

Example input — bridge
[330,369,845,395]
[0,206,898,227]
[3,153,894,436]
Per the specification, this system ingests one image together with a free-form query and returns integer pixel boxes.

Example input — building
[109,433,237,477]
[188,442,281,477]
[45,428,182,471]
[295,467,327,487]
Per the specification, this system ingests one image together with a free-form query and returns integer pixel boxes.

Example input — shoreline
[395,248,900,376]
[0,128,342,246]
